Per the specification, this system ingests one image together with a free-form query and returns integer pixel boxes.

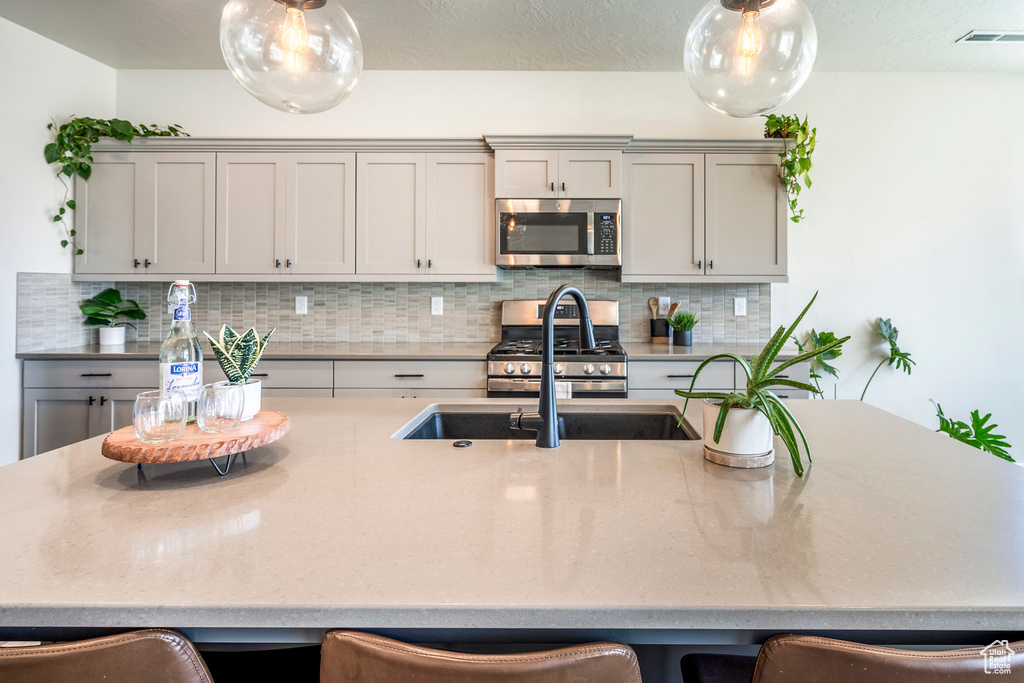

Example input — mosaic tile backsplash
[17,272,771,351]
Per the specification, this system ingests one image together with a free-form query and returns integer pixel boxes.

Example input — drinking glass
[197,381,245,433]
[133,390,187,444]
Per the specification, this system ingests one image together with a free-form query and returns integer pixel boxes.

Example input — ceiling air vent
[956,30,1024,43]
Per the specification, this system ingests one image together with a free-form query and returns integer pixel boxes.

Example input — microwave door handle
[587,210,595,256]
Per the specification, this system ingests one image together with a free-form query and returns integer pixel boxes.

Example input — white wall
[0,18,116,465]
[116,69,1024,455]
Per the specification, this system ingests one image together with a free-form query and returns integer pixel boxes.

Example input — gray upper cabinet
[705,154,787,278]
[75,152,215,275]
[216,153,287,275]
[286,153,356,275]
[495,150,621,198]
[356,153,426,275]
[425,153,495,277]
[622,154,704,281]
[74,152,143,274]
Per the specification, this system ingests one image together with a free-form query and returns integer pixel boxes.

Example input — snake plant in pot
[675,293,849,475]
[204,325,276,421]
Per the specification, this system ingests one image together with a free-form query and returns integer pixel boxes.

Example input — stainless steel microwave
[496,199,621,268]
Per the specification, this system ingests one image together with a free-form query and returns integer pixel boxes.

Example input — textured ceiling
[0,0,1022,72]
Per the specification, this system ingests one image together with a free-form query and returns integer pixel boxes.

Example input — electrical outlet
[734,297,747,317]
[295,295,308,315]
[431,296,443,315]
[658,297,670,316]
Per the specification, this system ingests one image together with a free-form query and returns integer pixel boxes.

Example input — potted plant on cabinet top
[674,293,849,475]
[668,311,699,347]
[79,288,147,346]
[204,325,276,421]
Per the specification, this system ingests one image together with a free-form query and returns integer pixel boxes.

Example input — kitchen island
[1,398,1022,647]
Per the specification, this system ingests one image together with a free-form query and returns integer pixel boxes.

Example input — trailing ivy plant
[763,113,816,223]
[44,117,187,254]
[860,318,915,401]
[793,329,843,398]
[931,400,1013,462]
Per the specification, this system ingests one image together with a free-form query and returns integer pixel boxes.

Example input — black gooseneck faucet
[531,284,596,448]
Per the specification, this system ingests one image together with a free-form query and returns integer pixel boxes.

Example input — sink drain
[452,440,473,448]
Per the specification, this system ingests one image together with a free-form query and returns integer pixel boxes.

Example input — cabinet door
[356,153,426,275]
[705,154,787,277]
[143,153,216,274]
[558,150,622,198]
[494,150,559,198]
[216,153,286,274]
[286,153,356,275]
[622,154,704,280]
[425,153,495,276]
[74,152,142,274]
[22,389,101,459]
[96,389,144,435]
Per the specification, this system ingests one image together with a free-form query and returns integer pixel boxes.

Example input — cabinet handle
[276,259,281,268]
[81,373,112,377]
[427,259,432,268]
[88,396,95,406]
[666,374,695,379]
[133,259,140,269]
[417,259,422,268]
[776,375,790,379]
[144,258,151,268]
[394,374,424,378]
[709,260,714,269]
[697,260,702,270]
[561,182,566,192]
[550,182,555,192]
[100,396,107,406]
[250,373,269,378]
[286,259,292,268]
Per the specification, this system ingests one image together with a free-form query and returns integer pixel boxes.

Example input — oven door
[496,199,594,267]
[487,377,627,399]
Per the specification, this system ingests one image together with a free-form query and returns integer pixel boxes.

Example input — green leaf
[932,400,1014,462]
[61,240,69,248]
[44,143,60,164]
[760,292,819,372]
[66,200,76,210]
[92,288,122,305]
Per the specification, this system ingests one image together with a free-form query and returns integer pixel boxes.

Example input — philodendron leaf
[932,400,1015,462]
[92,288,122,305]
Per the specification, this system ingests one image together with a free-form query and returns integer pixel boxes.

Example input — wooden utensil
[667,302,680,320]
[648,297,659,319]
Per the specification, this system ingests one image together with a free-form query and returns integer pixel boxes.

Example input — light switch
[734,297,747,317]
[431,296,443,315]
[295,296,308,315]
[658,297,670,316]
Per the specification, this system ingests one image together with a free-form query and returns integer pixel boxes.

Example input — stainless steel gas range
[486,300,626,399]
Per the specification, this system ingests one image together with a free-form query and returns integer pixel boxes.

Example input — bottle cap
[174,280,190,286]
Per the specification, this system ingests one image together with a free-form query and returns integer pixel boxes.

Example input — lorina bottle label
[161,361,202,400]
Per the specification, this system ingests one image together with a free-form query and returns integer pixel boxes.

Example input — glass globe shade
[220,0,363,115]
[683,0,817,118]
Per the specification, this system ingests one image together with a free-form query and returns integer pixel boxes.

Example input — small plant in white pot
[675,293,849,475]
[79,288,146,346]
[204,325,276,421]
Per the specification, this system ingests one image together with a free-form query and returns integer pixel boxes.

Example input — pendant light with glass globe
[683,0,817,118]
[220,0,363,115]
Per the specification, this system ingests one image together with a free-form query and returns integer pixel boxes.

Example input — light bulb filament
[737,10,762,58]
[283,6,309,54]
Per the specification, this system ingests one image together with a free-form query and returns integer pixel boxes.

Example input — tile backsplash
[17,271,770,351]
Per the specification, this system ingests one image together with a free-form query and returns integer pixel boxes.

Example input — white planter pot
[240,379,262,421]
[99,326,126,346]
[702,399,773,457]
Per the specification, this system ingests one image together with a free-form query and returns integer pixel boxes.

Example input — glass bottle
[159,280,203,418]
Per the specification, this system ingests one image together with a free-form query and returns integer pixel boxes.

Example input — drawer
[204,360,333,388]
[628,389,732,400]
[24,360,157,389]
[262,388,334,398]
[334,360,486,389]
[629,360,734,391]
[735,360,811,398]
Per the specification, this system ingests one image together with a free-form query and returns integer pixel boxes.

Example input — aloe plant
[931,401,1014,463]
[203,325,276,384]
[667,311,699,332]
[79,288,146,328]
[675,292,850,476]
[860,318,915,401]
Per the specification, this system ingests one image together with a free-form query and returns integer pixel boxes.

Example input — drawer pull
[250,373,269,378]
[88,395,95,406]
[81,373,113,377]
[394,374,424,378]
[666,374,694,379]
[100,396,107,406]
[776,375,789,379]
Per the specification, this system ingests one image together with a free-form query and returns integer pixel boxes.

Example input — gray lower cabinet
[334,360,487,398]
[22,387,148,460]
[627,360,735,399]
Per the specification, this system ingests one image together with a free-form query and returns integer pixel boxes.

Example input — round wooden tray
[102,410,290,465]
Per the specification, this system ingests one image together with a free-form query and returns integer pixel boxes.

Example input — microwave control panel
[595,213,618,255]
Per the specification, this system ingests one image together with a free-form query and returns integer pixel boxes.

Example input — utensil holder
[650,319,671,345]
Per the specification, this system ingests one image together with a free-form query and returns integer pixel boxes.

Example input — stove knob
[503,363,516,375]
[600,364,612,375]
[583,363,596,375]
[553,363,564,375]
[520,363,532,375]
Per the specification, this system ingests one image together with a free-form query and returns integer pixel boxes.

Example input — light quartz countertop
[16,342,798,361]
[0,398,1021,644]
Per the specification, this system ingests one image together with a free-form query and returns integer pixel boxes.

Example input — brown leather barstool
[320,630,641,682]
[682,634,1024,683]
[0,629,213,682]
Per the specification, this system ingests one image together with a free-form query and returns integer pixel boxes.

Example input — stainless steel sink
[396,405,697,441]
